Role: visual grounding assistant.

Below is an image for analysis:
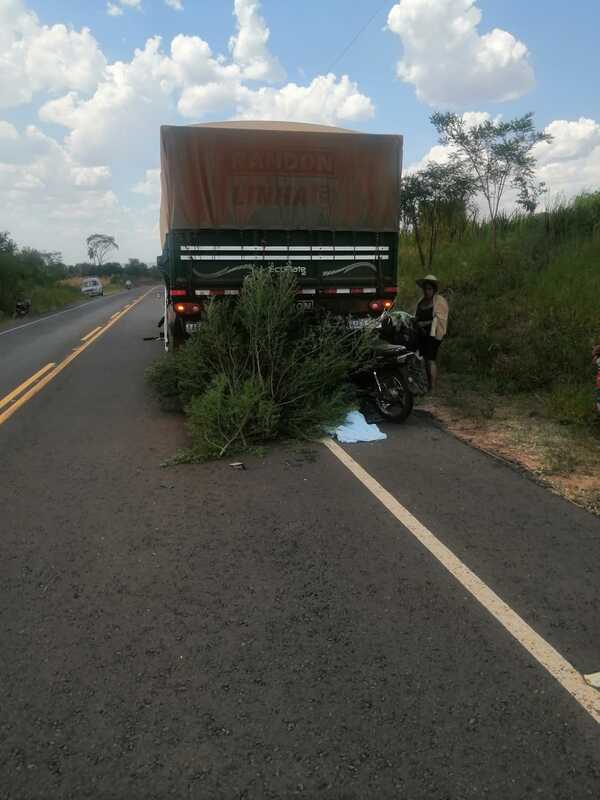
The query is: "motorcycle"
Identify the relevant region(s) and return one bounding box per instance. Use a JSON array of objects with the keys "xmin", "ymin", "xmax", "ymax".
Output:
[
  {"xmin": 352, "ymin": 309, "xmax": 428, "ymax": 423},
  {"xmin": 14, "ymin": 298, "xmax": 32, "ymax": 318}
]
